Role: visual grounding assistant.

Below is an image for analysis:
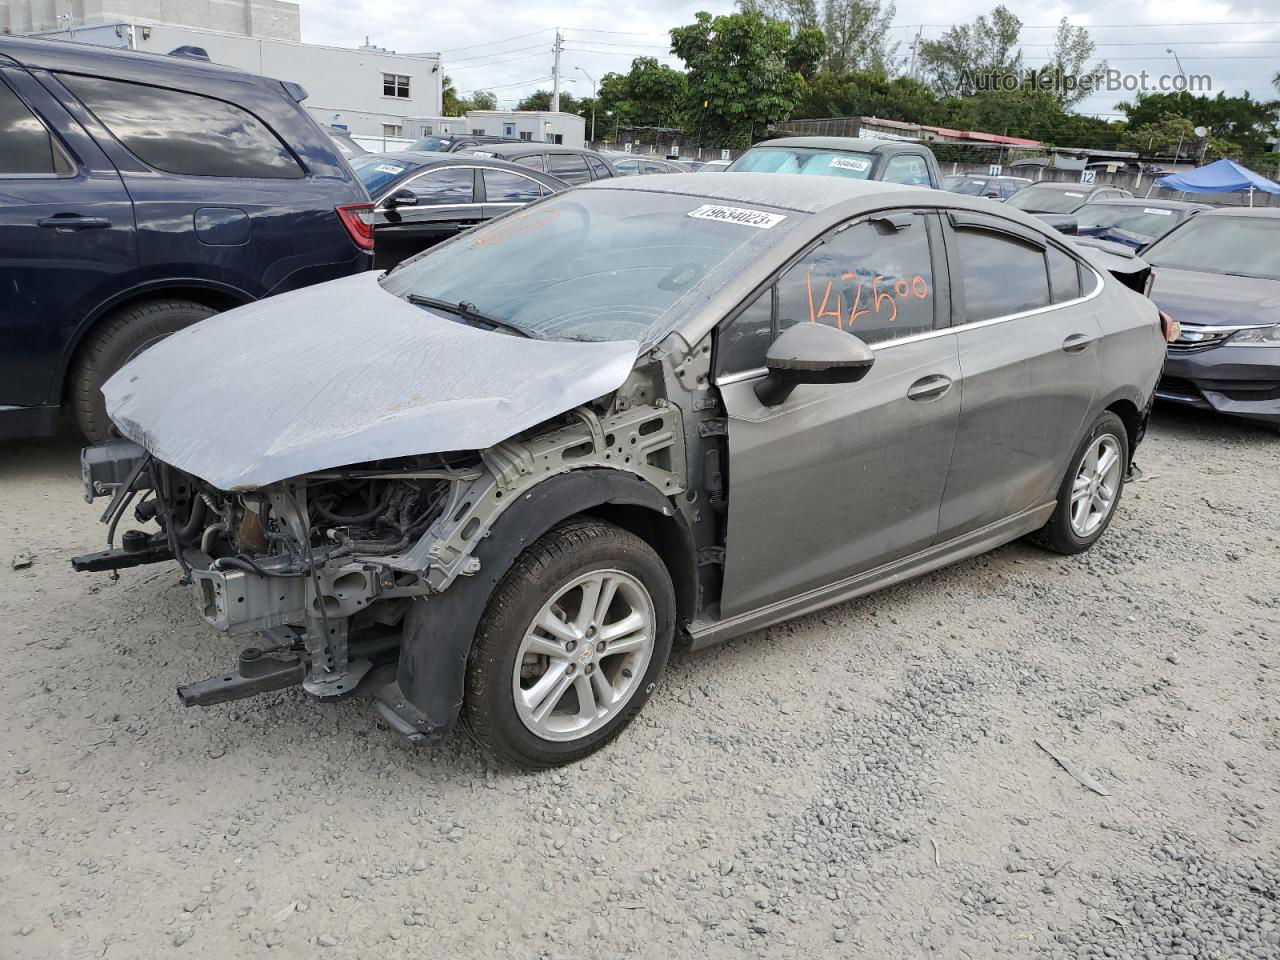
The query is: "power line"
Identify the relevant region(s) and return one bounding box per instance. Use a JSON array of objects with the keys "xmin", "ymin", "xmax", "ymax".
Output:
[
  {"xmin": 439, "ymin": 28, "xmax": 553, "ymax": 54},
  {"xmin": 449, "ymin": 51, "xmax": 550, "ymax": 71},
  {"xmin": 447, "ymin": 42, "xmax": 549, "ymax": 64}
]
